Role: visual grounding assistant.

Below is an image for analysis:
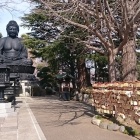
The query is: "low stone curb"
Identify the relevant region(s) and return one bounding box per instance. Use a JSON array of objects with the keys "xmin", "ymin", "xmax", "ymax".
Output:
[{"xmin": 91, "ymin": 116, "xmax": 125, "ymax": 133}]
